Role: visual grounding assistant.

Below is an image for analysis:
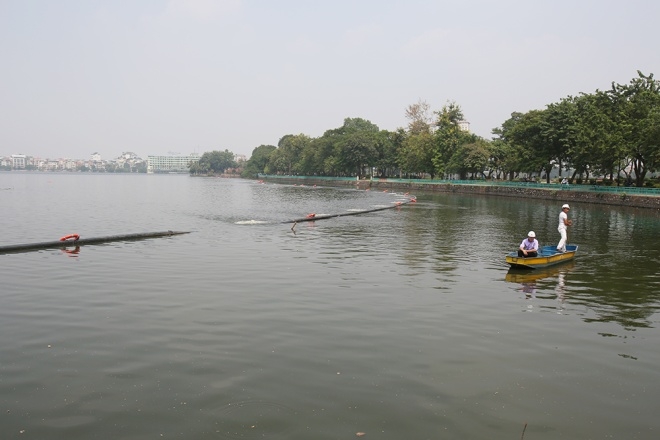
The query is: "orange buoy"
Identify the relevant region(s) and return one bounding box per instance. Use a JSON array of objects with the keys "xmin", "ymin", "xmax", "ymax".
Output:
[{"xmin": 59, "ymin": 234, "xmax": 80, "ymax": 242}]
